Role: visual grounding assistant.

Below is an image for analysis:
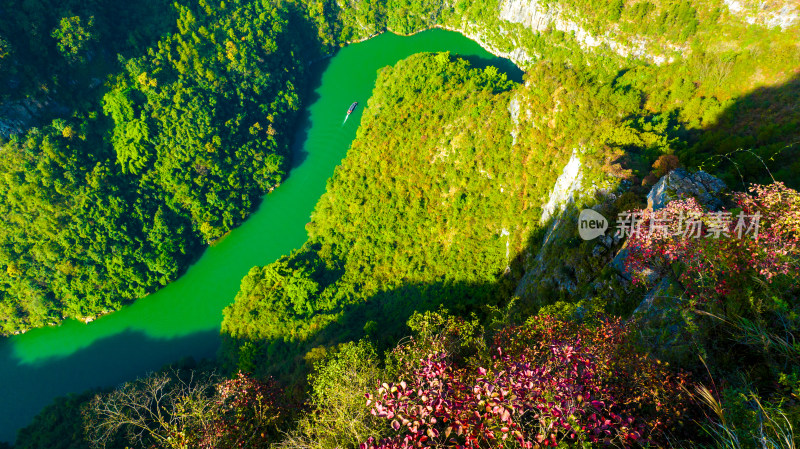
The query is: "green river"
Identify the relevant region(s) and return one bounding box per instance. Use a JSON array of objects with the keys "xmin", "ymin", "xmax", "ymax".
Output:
[{"xmin": 0, "ymin": 29, "xmax": 522, "ymax": 443}]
